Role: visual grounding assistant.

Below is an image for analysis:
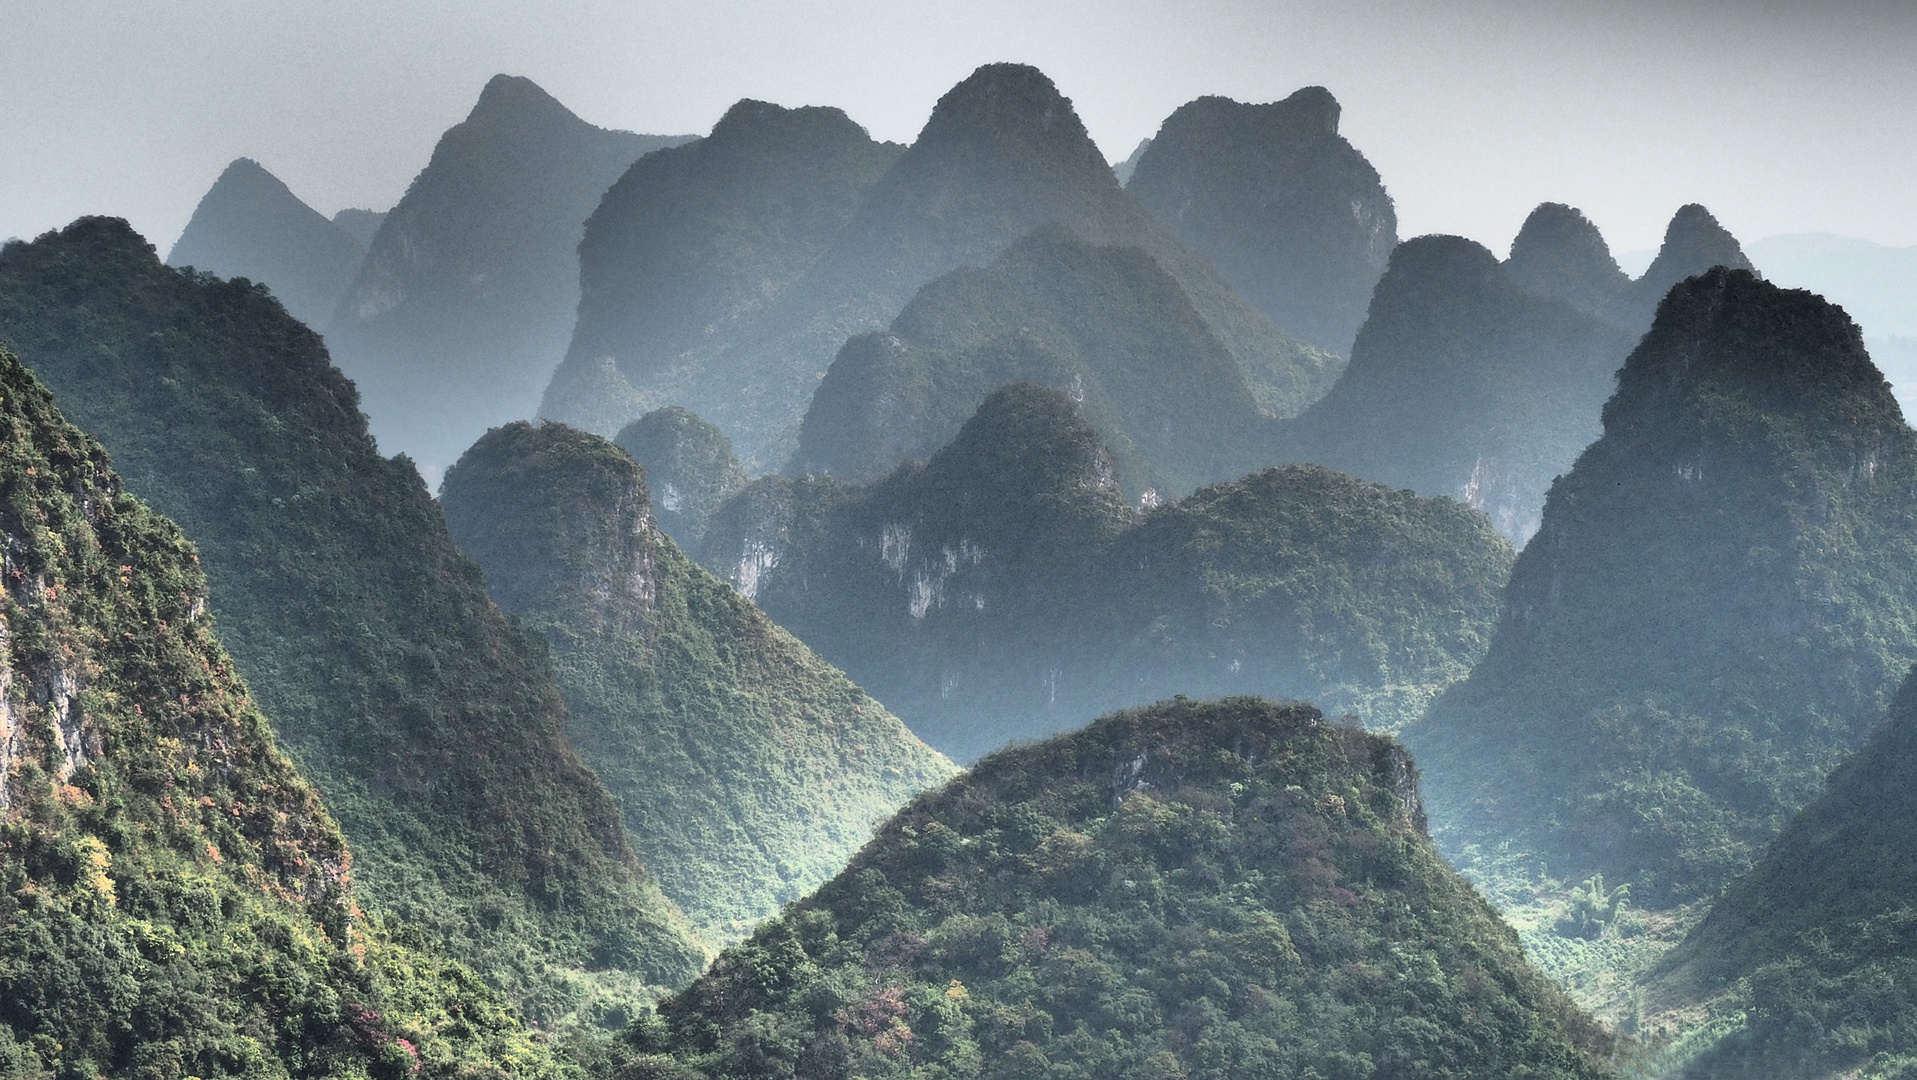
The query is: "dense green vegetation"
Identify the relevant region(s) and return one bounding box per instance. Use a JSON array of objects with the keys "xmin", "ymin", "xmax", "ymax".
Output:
[
  {"xmin": 707, "ymin": 383, "xmax": 1513, "ymax": 761},
  {"xmin": 794, "ymin": 225, "xmax": 1271, "ymax": 498},
  {"xmin": 1645, "ymin": 668, "xmax": 1917, "ymax": 1079},
  {"xmin": 167, "ymin": 158, "xmax": 367, "ymax": 328},
  {"xmin": 0, "ymin": 218, "xmax": 705, "ymax": 1028},
  {"xmin": 326, "ymin": 74, "xmax": 691, "ymax": 474},
  {"xmin": 541, "ymin": 62, "xmax": 1335, "ymax": 469},
  {"xmin": 1272, "ymin": 234, "xmax": 1636, "ymax": 542},
  {"xmin": 1406, "ymin": 267, "xmax": 1917, "ymax": 908},
  {"xmin": 613, "ymin": 407, "xmax": 749, "ymax": 551},
  {"xmin": 440, "ymin": 421, "xmax": 955, "ymax": 943},
  {"xmin": 1125, "ymin": 87, "xmax": 1397, "ymax": 355},
  {"xmin": 617, "ymin": 697, "xmax": 1616, "ymax": 1080},
  {"xmin": 0, "ymin": 344, "xmax": 562, "ymax": 1079}
]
